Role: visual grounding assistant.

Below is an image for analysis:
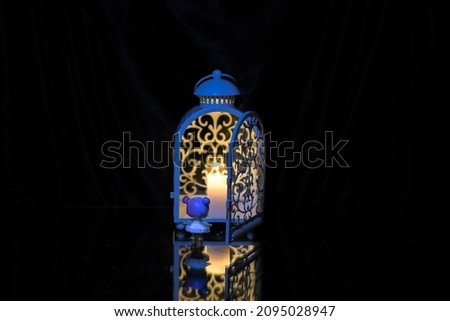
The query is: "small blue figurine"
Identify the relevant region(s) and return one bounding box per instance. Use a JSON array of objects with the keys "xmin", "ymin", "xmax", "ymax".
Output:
[{"xmin": 183, "ymin": 196, "xmax": 211, "ymax": 234}]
